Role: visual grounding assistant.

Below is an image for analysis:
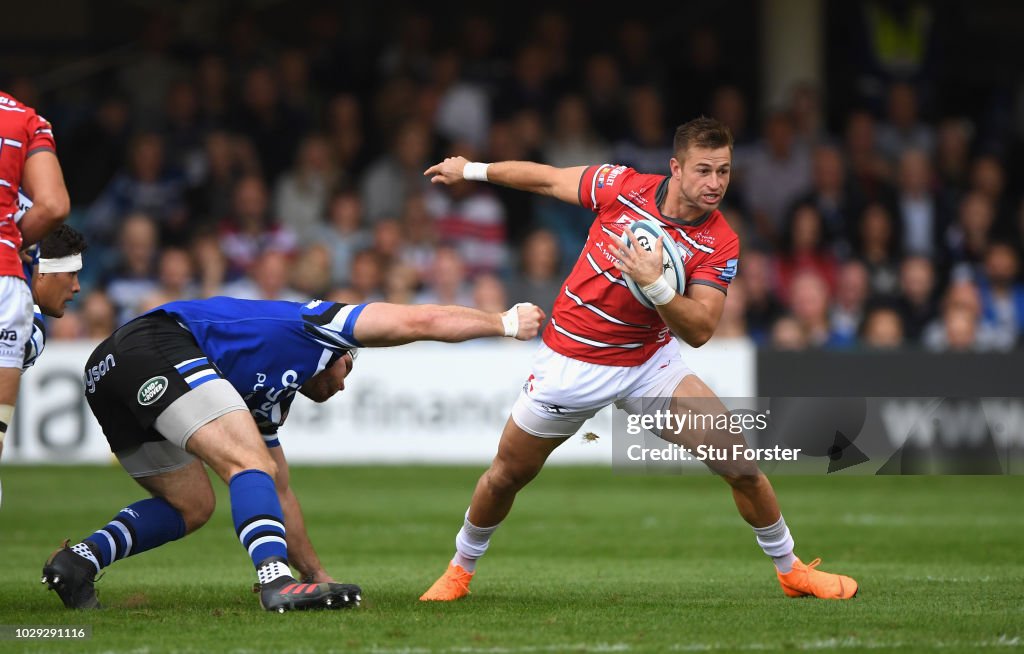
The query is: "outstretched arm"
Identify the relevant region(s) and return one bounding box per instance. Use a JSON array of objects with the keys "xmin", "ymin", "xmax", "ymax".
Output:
[
  {"xmin": 425, "ymin": 155, "xmax": 587, "ymax": 207},
  {"xmin": 353, "ymin": 302, "xmax": 545, "ymax": 347},
  {"xmin": 268, "ymin": 445, "xmax": 332, "ymax": 582}
]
